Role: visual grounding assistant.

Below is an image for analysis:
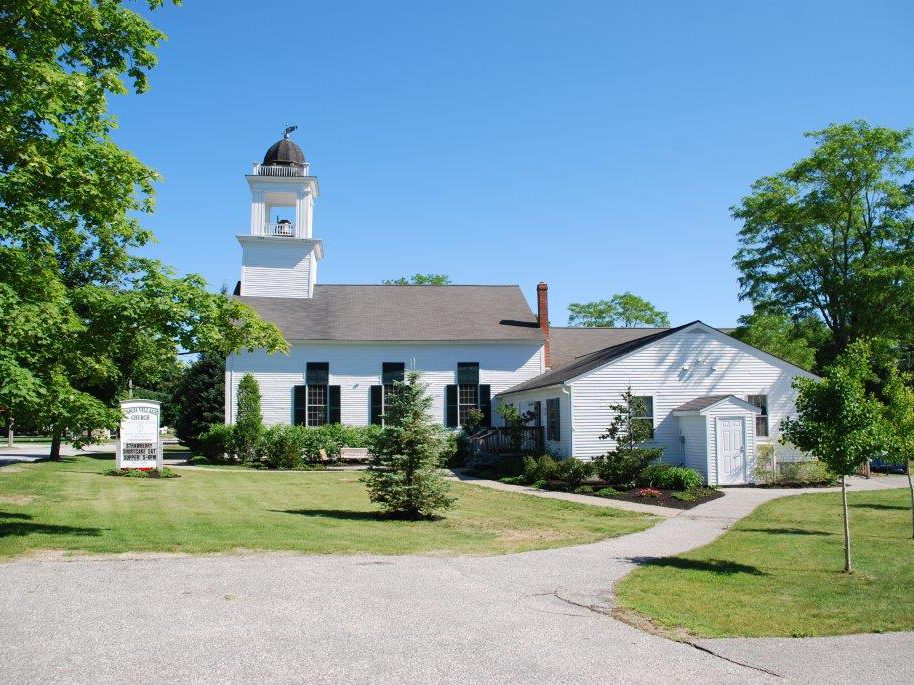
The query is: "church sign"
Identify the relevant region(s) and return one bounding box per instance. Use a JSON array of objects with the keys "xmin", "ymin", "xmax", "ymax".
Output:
[{"xmin": 116, "ymin": 400, "xmax": 163, "ymax": 470}]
